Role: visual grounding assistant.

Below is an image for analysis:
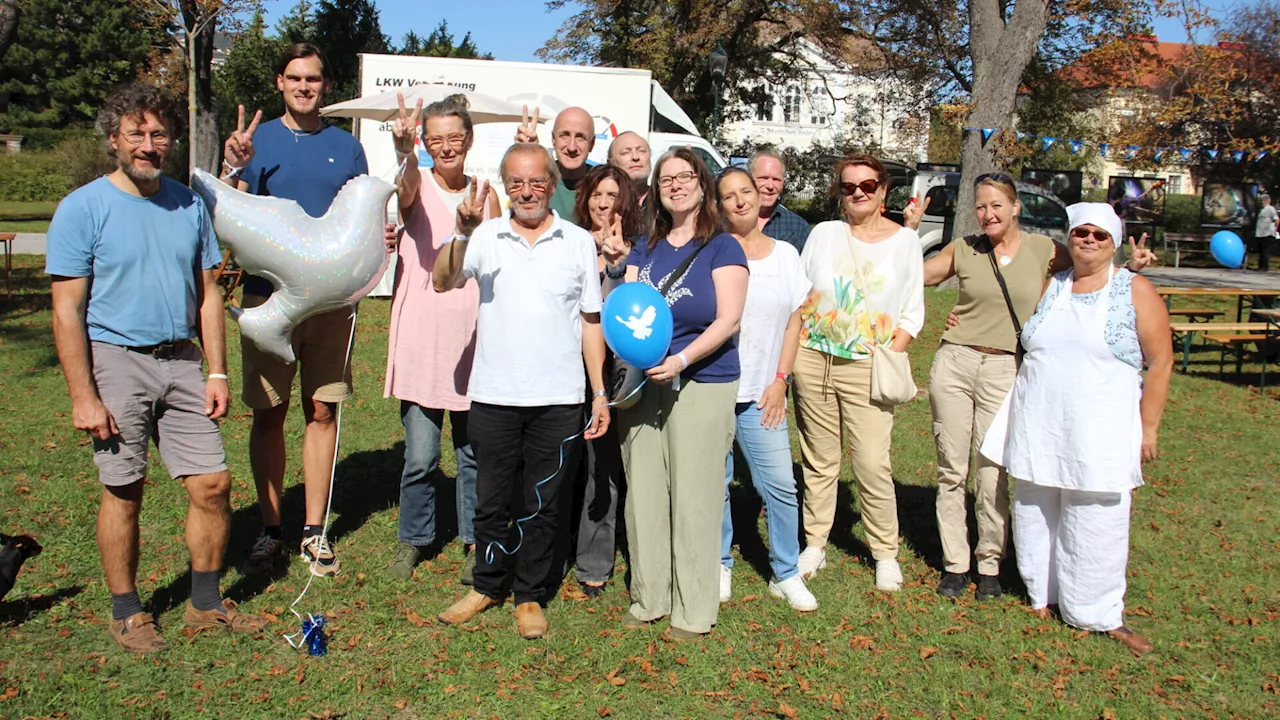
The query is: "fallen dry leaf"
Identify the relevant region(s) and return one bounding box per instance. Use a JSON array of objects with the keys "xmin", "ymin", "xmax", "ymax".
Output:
[
  {"xmin": 605, "ymin": 668, "xmax": 626, "ymax": 687},
  {"xmin": 779, "ymin": 702, "xmax": 799, "ymax": 719},
  {"xmin": 919, "ymin": 647, "xmax": 938, "ymax": 661}
]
